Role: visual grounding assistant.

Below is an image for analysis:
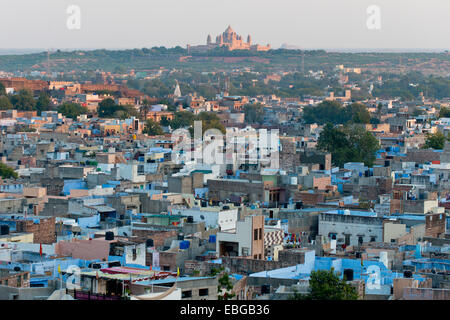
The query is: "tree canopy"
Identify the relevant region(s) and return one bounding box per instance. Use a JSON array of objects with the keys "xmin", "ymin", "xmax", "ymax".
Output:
[
  {"xmin": 0, "ymin": 163, "xmax": 18, "ymax": 179},
  {"xmin": 143, "ymin": 119, "xmax": 164, "ymax": 136},
  {"xmin": 303, "ymin": 101, "xmax": 371, "ymax": 125},
  {"xmin": 289, "ymin": 269, "xmax": 358, "ymax": 300},
  {"xmin": 9, "ymin": 89, "xmax": 36, "ymax": 111},
  {"xmin": 317, "ymin": 124, "xmax": 380, "ymax": 167},
  {"xmin": 98, "ymin": 98, "xmax": 139, "ymax": 119},
  {"xmin": 57, "ymin": 102, "xmax": 88, "ymax": 119},
  {"xmin": 423, "ymin": 131, "xmax": 447, "ymax": 150},
  {"xmin": 0, "ymin": 96, "xmax": 12, "ymax": 110},
  {"xmin": 244, "ymin": 103, "xmax": 265, "ymax": 124},
  {"xmin": 36, "ymin": 92, "xmax": 51, "ymax": 114},
  {"xmin": 439, "ymin": 107, "xmax": 450, "ymax": 118}
]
